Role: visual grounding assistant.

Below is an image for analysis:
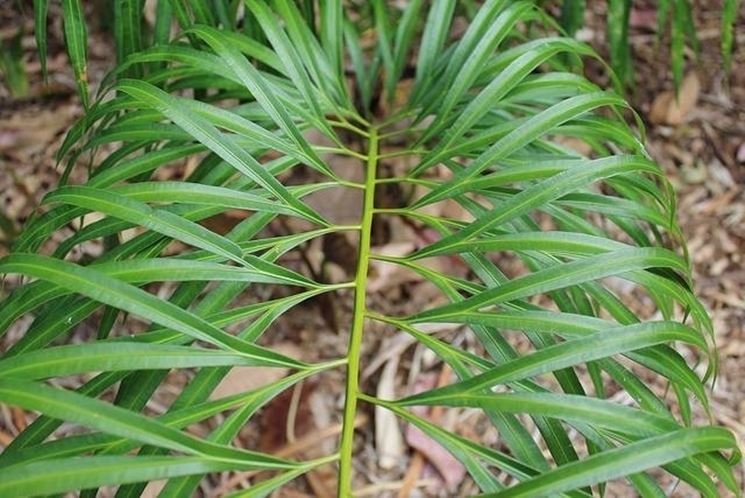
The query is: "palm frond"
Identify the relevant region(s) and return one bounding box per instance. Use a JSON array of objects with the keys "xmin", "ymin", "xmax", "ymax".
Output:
[{"xmin": 3, "ymin": 2, "xmax": 740, "ymax": 497}]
